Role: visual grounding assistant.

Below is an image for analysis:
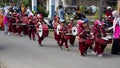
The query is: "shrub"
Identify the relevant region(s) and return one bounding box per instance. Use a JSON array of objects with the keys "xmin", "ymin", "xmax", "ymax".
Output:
[{"xmin": 37, "ymin": 6, "xmax": 48, "ymax": 17}]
